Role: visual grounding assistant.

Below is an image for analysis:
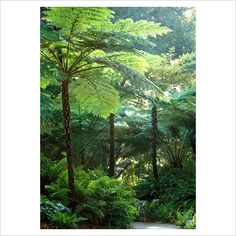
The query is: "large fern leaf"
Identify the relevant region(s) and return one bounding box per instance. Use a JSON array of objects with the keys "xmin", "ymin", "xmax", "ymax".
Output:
[
  {"xmin": 110, "ymin": 18, "xmax": 171, "ymax": 39},
  {"xmin": 91, "ymin": 57, "xmax": 166, "ymax": 102},
  {"xmin": 70, "ymin": 75, "xmax": 120, "ymax": 118},
  {"xmin": 43, "ymin": 8, "xmax": 114, "ymax": 35}
]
